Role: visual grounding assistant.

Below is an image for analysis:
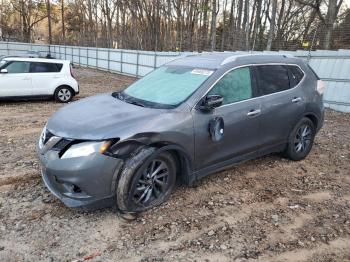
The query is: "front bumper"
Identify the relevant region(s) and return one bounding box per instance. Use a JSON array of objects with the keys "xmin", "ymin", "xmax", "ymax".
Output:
[{"xmin": 37, "ymin": 143, "xmax": 123, "ymax": 209}]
